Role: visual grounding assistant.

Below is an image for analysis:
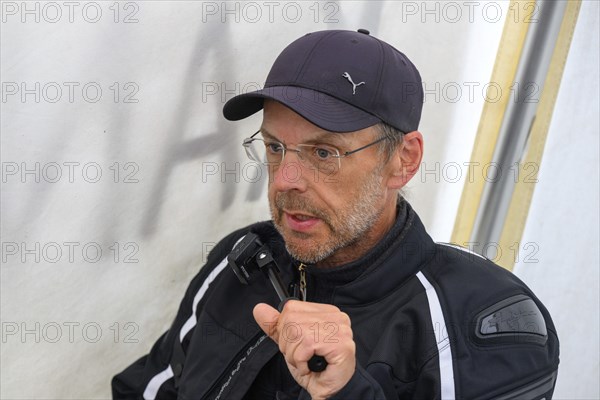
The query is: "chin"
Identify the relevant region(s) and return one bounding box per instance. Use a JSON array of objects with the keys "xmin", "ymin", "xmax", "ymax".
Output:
[
  {"xmin": 285, "ymin": 243, "xmax": 330, "ymax": 265},
  {"xmin": 273, "ymin": 225, "xmax": 325, "ymax": 263}
]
